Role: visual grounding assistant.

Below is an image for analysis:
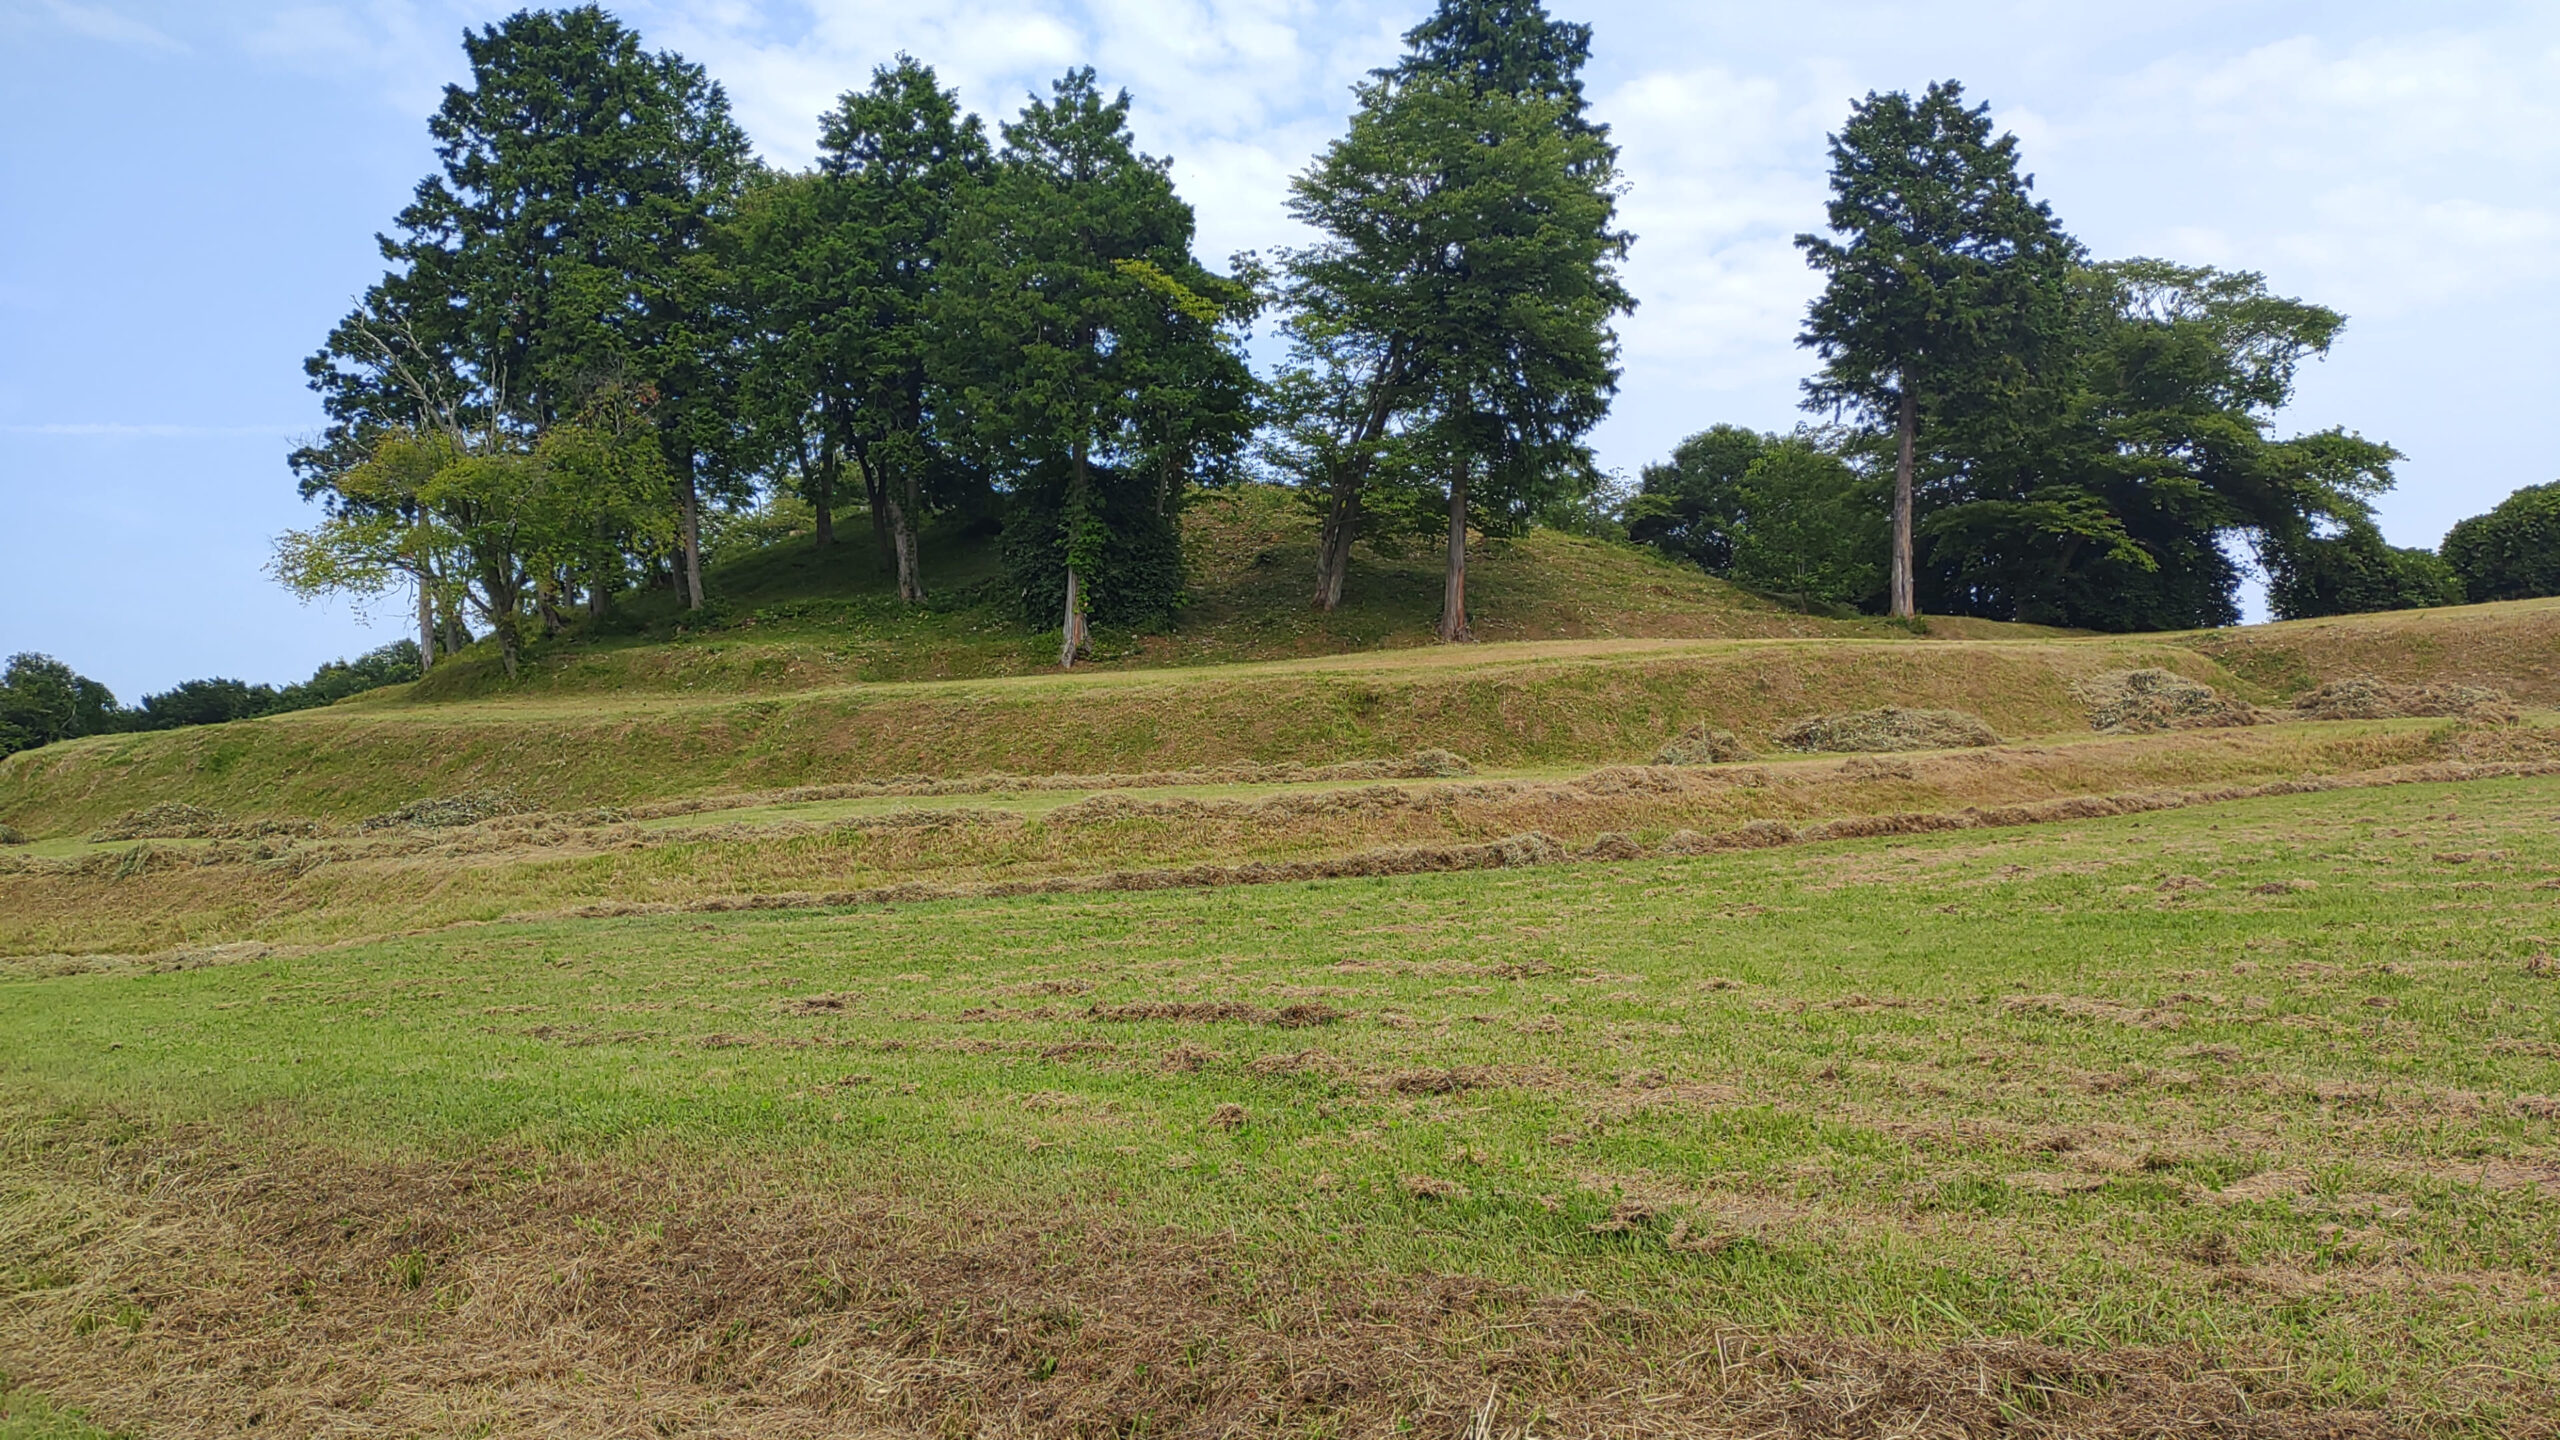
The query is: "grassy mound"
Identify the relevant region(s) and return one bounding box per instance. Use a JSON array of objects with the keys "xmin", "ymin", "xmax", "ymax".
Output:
[
  {"xmin": 2181, "ymin": 595, "xmax": 2560, "ymax": 703},
  {"xmin": 408, "ymin": 486, "xmax": 1893, "ymax": 700}
]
